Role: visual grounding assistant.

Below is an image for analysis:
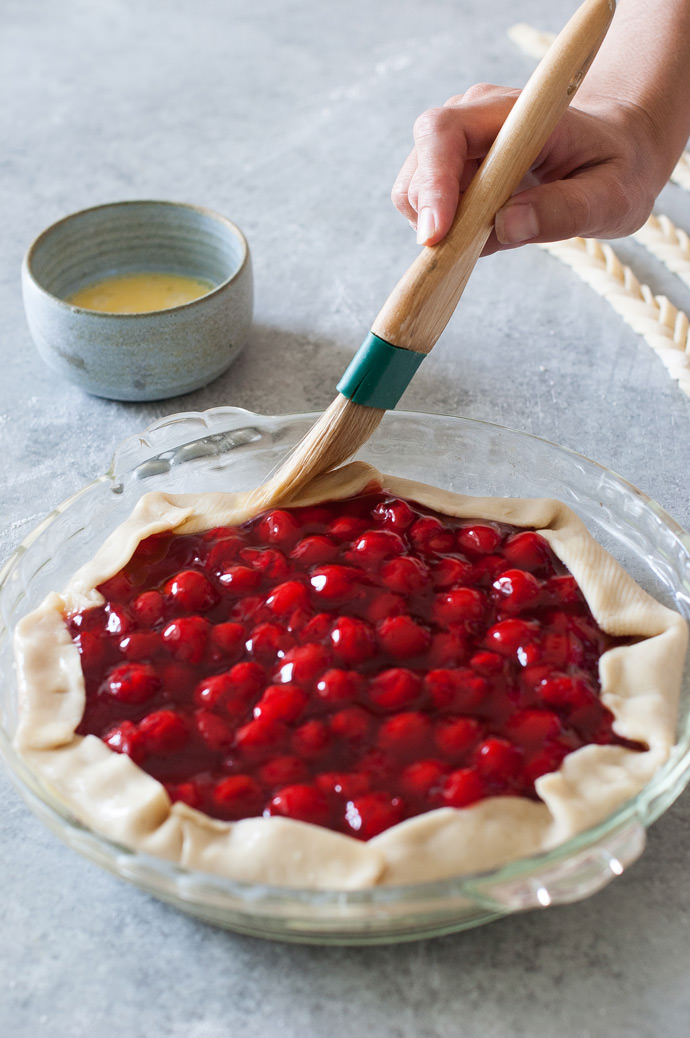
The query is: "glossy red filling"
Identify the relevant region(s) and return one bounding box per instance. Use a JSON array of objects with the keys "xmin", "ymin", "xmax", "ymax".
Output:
[{"xmin": 69, "ymin": 489, "xmax": 643, "ymax": 840}]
